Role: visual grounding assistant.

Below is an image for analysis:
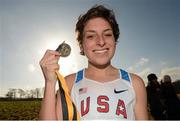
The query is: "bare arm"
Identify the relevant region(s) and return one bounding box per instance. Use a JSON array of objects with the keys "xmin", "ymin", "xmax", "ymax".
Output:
[
  {"xmin": 39, "ymin": 82, "xmax": 57, "ymax": 119},
  {"xmin": 38, "ymin": 50, "xmax": 60, "ymax": 120},
  {"xmin": 131, "ymin": 73, "xmax": 149, "ymax": 120}
]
